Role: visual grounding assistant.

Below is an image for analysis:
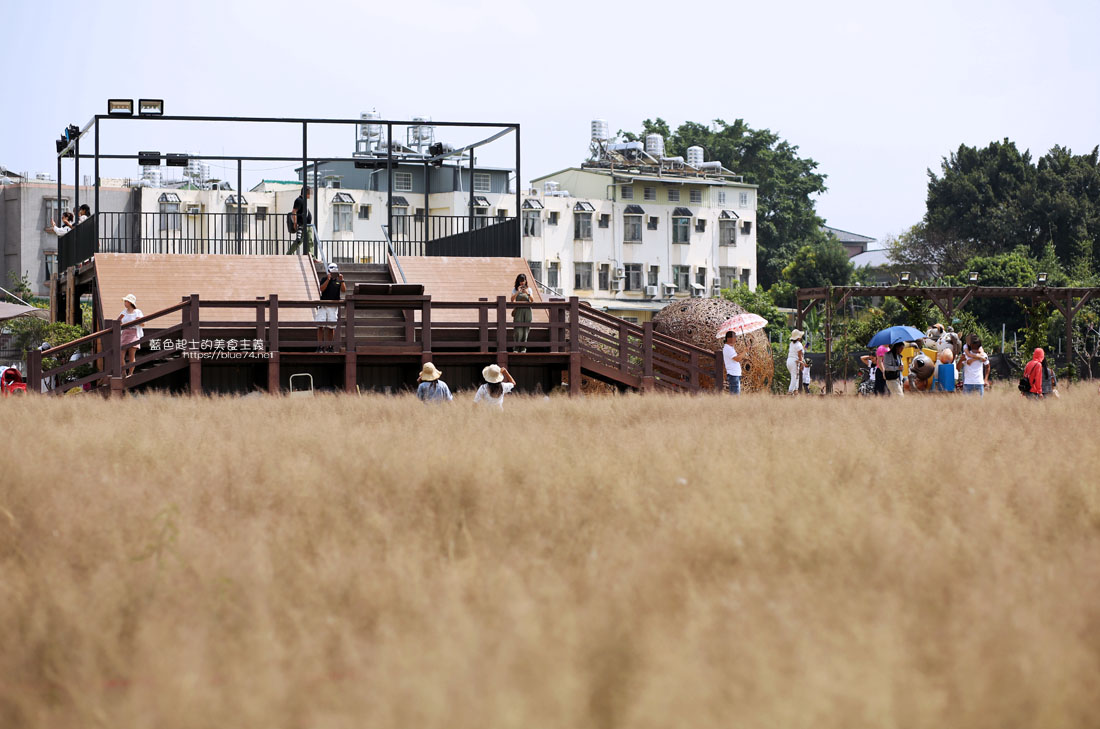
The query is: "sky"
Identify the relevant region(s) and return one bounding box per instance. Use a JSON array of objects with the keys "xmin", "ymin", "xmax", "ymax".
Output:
[{"xmin": 3, "ymin": 0, "xmax": 1099, "ymax": 247}]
